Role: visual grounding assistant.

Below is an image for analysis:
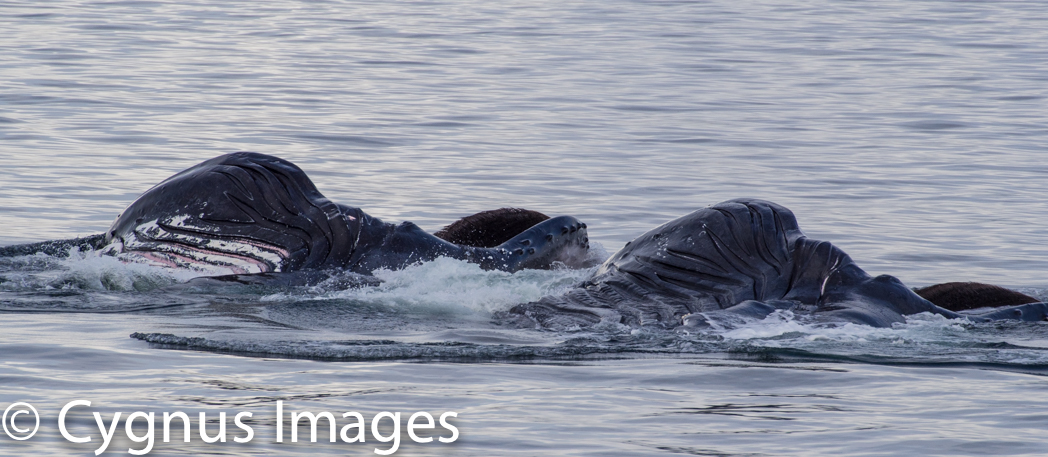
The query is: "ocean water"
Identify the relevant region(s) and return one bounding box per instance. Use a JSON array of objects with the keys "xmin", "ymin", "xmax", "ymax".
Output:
[{"xmin": 3, "ymin": 0, "xmax": 1048, "ymax": 455}]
